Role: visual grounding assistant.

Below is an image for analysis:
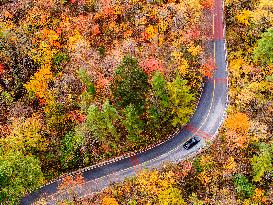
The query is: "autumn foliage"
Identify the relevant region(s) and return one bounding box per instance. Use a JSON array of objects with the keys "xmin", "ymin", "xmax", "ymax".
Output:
[
  {"xmin": 201, "ymin": 57, "xmax": 217, "ymax": 78},
  {"xmin": 70, "ymin": 0, "xmax": 273, "ymax": 204},
  {"xmin": 0, "ymin": 64, "xmax": 4, "ymax": 75},
  {"xmin": 58, "ymin": 174, "xmax": 85, "ymax": 191},
  {"xmin": 140, "ymin": 58, "xmax": 164, "ymax": 75},
  {"xmin": 0, "ymin": 0, "xmax": 214, "ymax": 202},
  {"xmin": 200, "ymin": 0, "xmax": 214, "ymax": 10}
]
